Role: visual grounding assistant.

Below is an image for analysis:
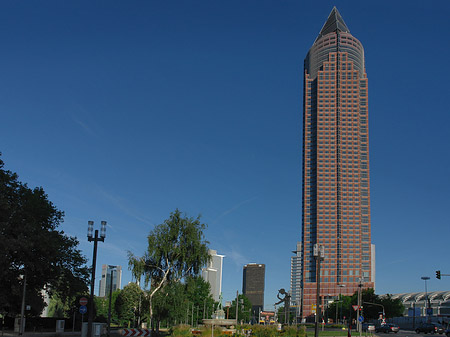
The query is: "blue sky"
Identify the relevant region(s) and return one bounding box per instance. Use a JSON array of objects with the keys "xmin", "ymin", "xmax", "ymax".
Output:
[{"xmin": 1, "ymin": 0, "xmax": 450, "ymax": 310}]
